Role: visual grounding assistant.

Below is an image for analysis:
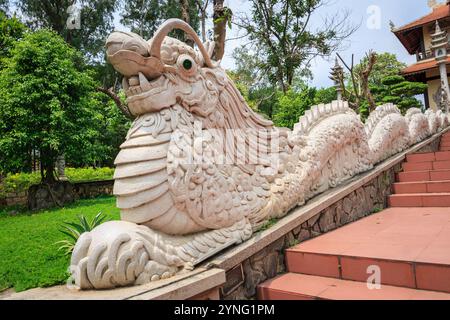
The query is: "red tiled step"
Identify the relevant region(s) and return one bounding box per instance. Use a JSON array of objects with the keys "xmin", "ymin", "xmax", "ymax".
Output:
[
  {"xmin": 403, "ymin": 160, "xmax": 450, "ymax": 172},
  {"xmin": 406, "ymin": 152, "xmax": 436, "ymax": 163},
  {"xmin": 402, "ymin": 162, "xmax": 433, "ymax": 172},
  {"xmin": 258, "ymin": 273, "xmax": 450, "ymax": 300},
  {"xmin": 441, "ymin": 147, "xmax": 450, "ymax": 151},
  {"xmin": 284, "ymin": 208, "xmax": 450, "ymax": 293},
  {"xmin": 402, "ymin": 160, "xmax": 450, "ymax": 172},
  {"xmin": 406, "ymin": 151, "xmax": 450, "ymax": 163},
  {"xmin": 393, "ymin": 180, "xmax": 450, "ymax": 194},
  {"xmin": 397, "ymin": 169, "xmax": 450, "ymax": 182},
  {"xmin": 388, "ymin": 193, "xmax": 450, "ymax": 207}
]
